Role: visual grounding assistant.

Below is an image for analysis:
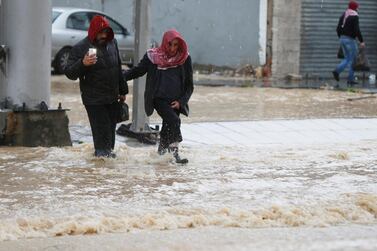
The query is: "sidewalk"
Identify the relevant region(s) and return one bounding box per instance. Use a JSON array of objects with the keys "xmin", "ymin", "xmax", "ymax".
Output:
[
  {"xmin": 181, "ymin": 118, "xmax": 377, "ymax": 146},
  {"xmin": 70, "ymin": 118, "xmax": 377, "ymax": 147},
  {"xmin": 194, "ymin": 72, "xmax": 377, "ymax": 90}
]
